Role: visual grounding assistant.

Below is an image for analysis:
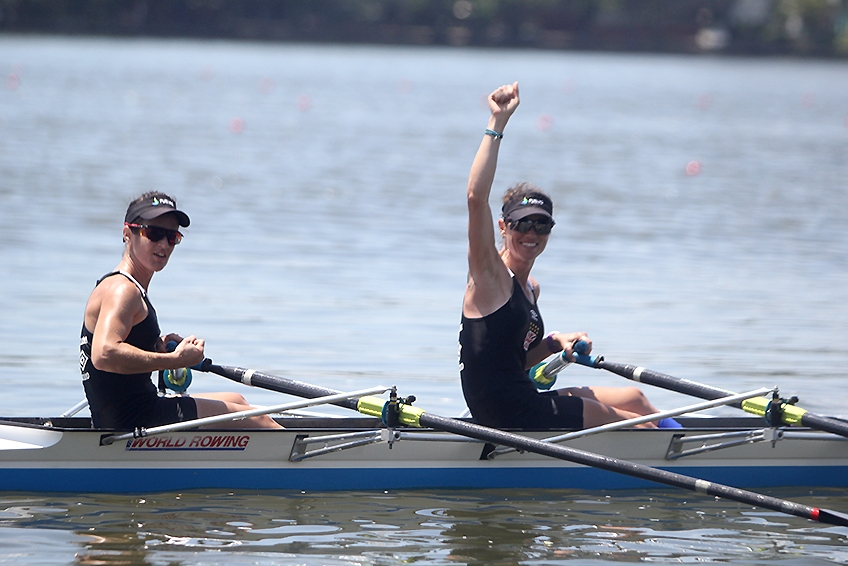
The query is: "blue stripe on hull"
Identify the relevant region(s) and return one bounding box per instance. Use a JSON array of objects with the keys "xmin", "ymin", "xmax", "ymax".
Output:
[{"xmin": 2, "ymin": 465, "xmax": 848, "ymax": 493}]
